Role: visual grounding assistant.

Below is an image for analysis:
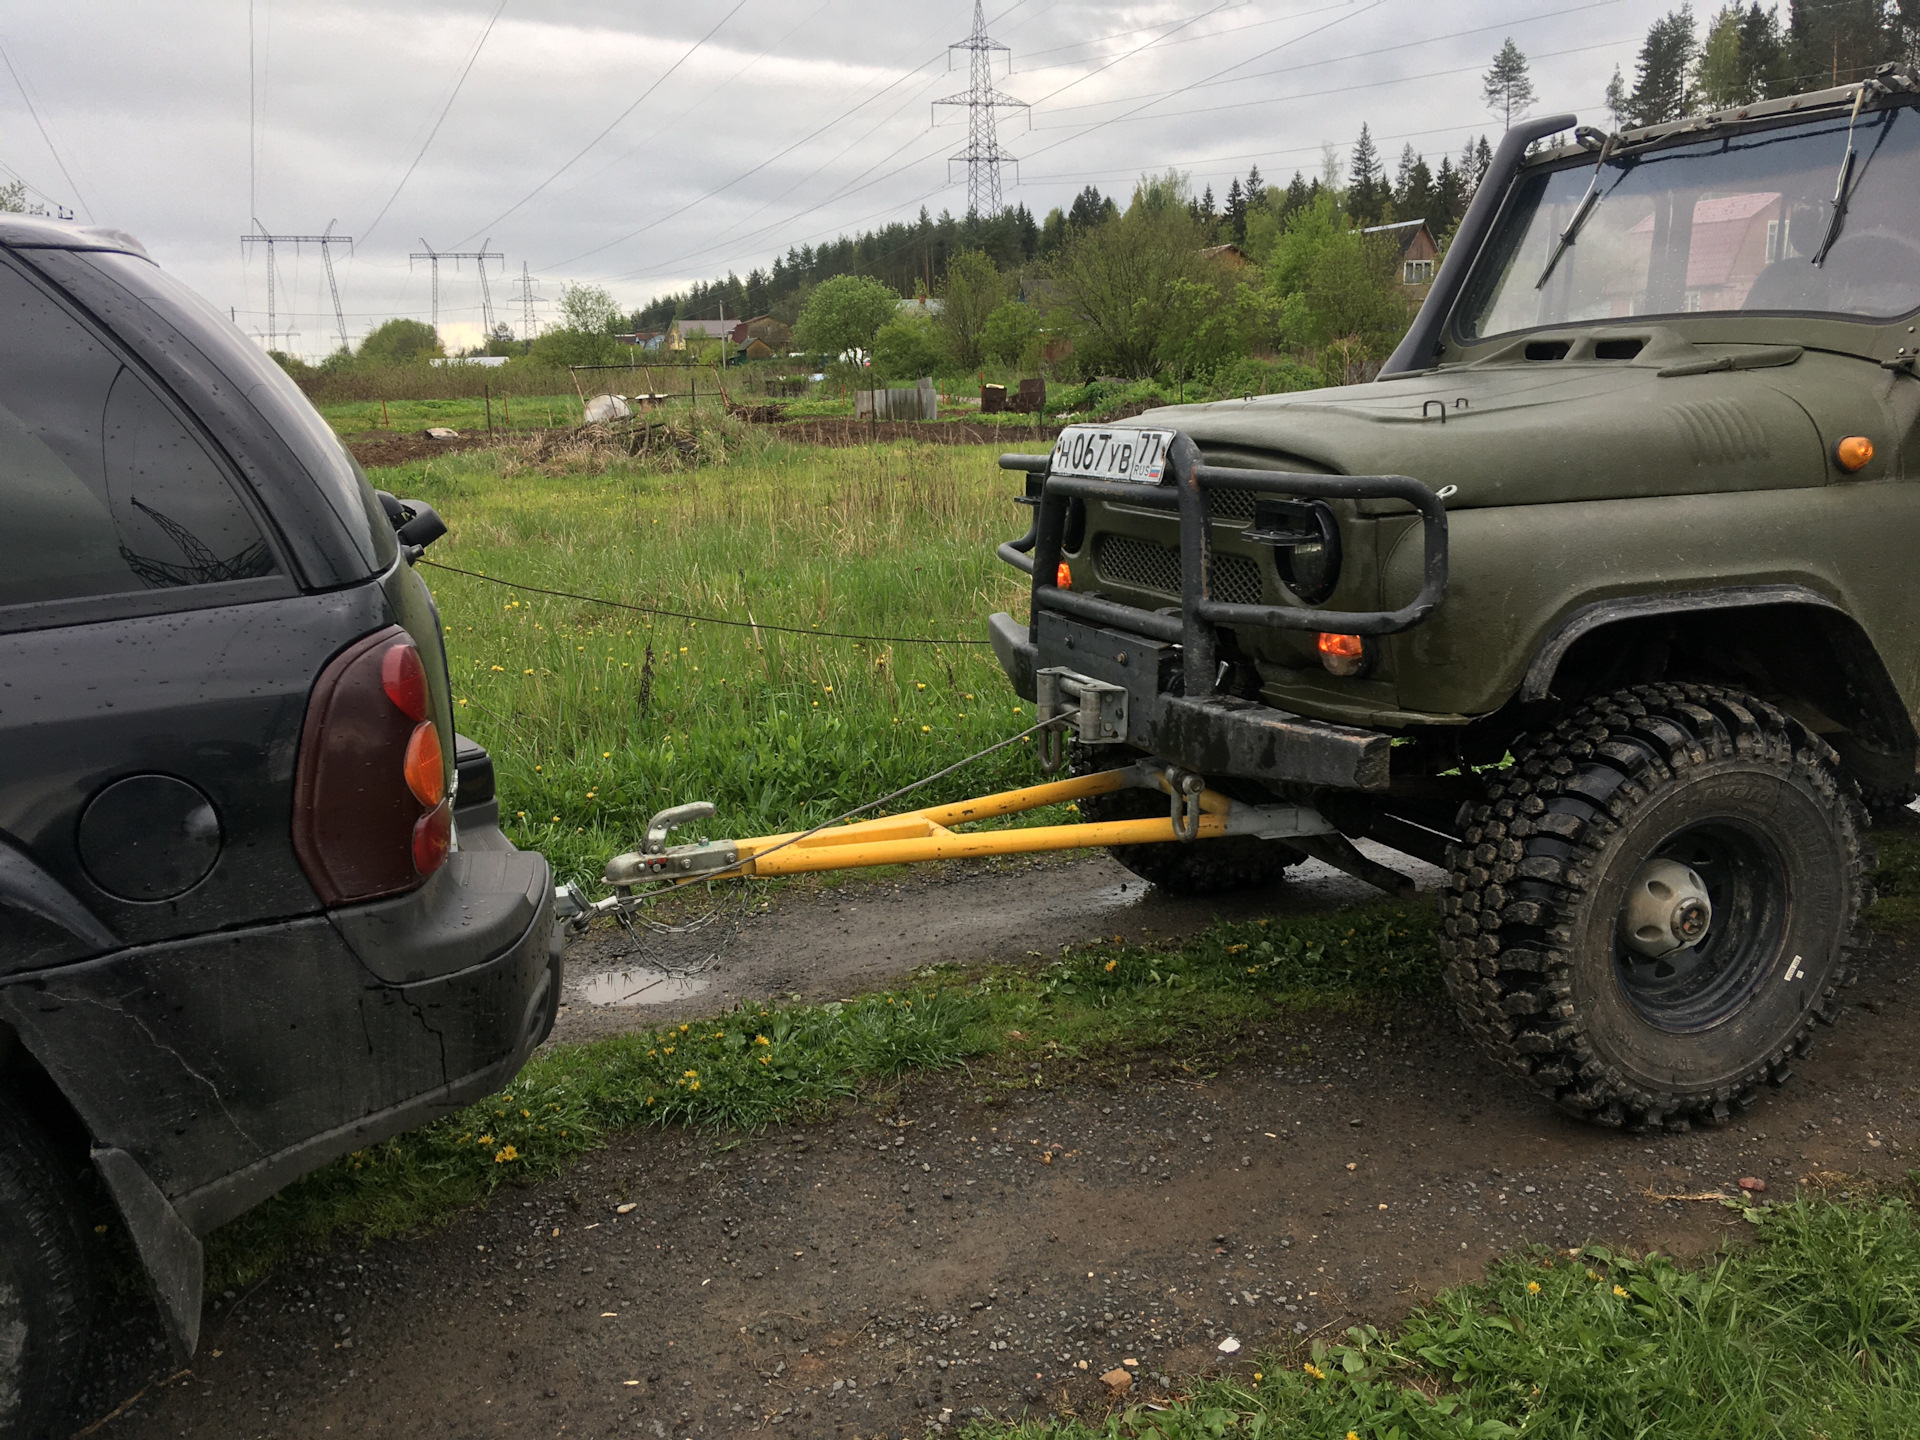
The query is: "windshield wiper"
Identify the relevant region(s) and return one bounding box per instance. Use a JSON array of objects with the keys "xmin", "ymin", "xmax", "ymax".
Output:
[
  {"xmin": 1536, "ymin": 130, "xmax": 1619, "ymax": 289},
  {"xmin": 1812, "ymin": 86, "xmax": 1870, "ymax": 266}
]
